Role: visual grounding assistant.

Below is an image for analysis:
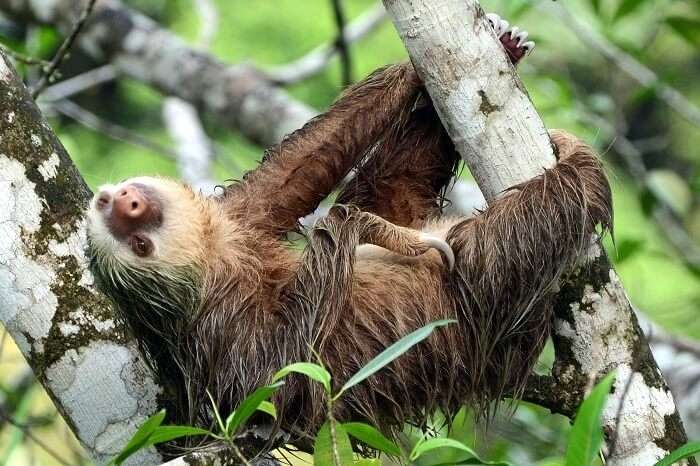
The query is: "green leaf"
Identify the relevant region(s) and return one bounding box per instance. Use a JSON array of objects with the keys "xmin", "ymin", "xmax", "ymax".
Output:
[
  {"xmin": 410, "ymin": 438, "xmax": 479, "ymax": 462},
  {"xmin": 110, "ymin": 409, "xmax": 166, "ymax": 466},
  {"xmin": 206, "ymin": 390, "xmax": 226, "ymax": 435},
  {"xmin": 590, "ymin": 0, "xmax": 601, "ymax": 14},
  {"xmin": 314, "ymin": 420, "xmax": 355, "ymax": 466},
  {"xmin": 146, "ymin": 425, "xmax": 211, "ymax": 446},
  {"xmin": 257, "ymin": 400, "xmax": 277, "ymax": 419},
  {"xmin": 273, "ymin": 362, "xmax": 332, "ymax": 394},
  {"xmin": 343, "ymin": 422, "xmax": 401, "ymax": 456},
  {"xmin": 565, "ymin": 372, "xmax": 616, "ymax": 466},
  {"xmin": 224, "ymin": 382, "xmax": 283, "ymax": 436},
  {"xmin": 653, "ymin": 441, "xmax": 700, "ymax": 466},
  {"xmin": 337, "ymin": 319, "xmax": 456, "ymax": 397},
  {"xmin": 353, "ymin": 460, "xmax": 381, "ymax": 466},
  {"xmin": 666, "ymin": 17, "xmax": 700, "ymax": 47},
  {"xmin": 613, "ymin": 0, "xmax": 645, "ymax": 22}
]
